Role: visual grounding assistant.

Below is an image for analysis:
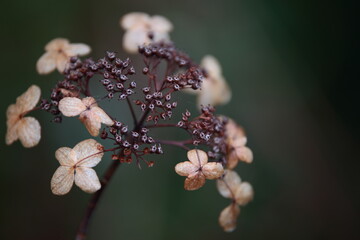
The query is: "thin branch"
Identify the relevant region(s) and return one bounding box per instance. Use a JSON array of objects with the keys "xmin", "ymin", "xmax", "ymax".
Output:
[
  {"xmin": 126, "ymin": 97, "xmax": 138, "ymax": 126},
  {"xmin": 156, "ymin": 139, "xmax": 192, "ymax": 151}
]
